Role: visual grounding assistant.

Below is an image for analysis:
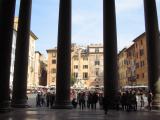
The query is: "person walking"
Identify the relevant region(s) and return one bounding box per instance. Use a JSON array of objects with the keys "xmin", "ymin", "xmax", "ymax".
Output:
[
  {"xmin": 36, "ymin": 92, "xmax": 41, "ymax": 107},
  {"xmin": 140, "ymin": 91, "xmax": 144, "ymax": 110},
  {"xmin": 147, "ymin": 90, "xmax": 153, "ymax": 111}
]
